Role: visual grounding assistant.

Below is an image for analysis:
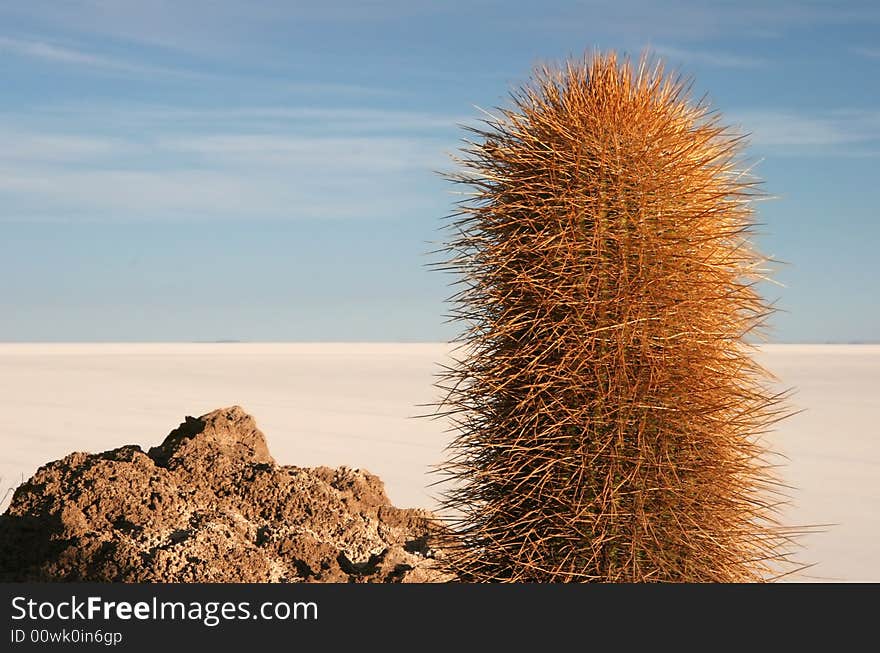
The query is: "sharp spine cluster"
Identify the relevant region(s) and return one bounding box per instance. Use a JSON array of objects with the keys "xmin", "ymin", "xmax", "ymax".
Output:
[{"xmin": 433, "ymin": 52, "xmax": 802, "ymax": 582}]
